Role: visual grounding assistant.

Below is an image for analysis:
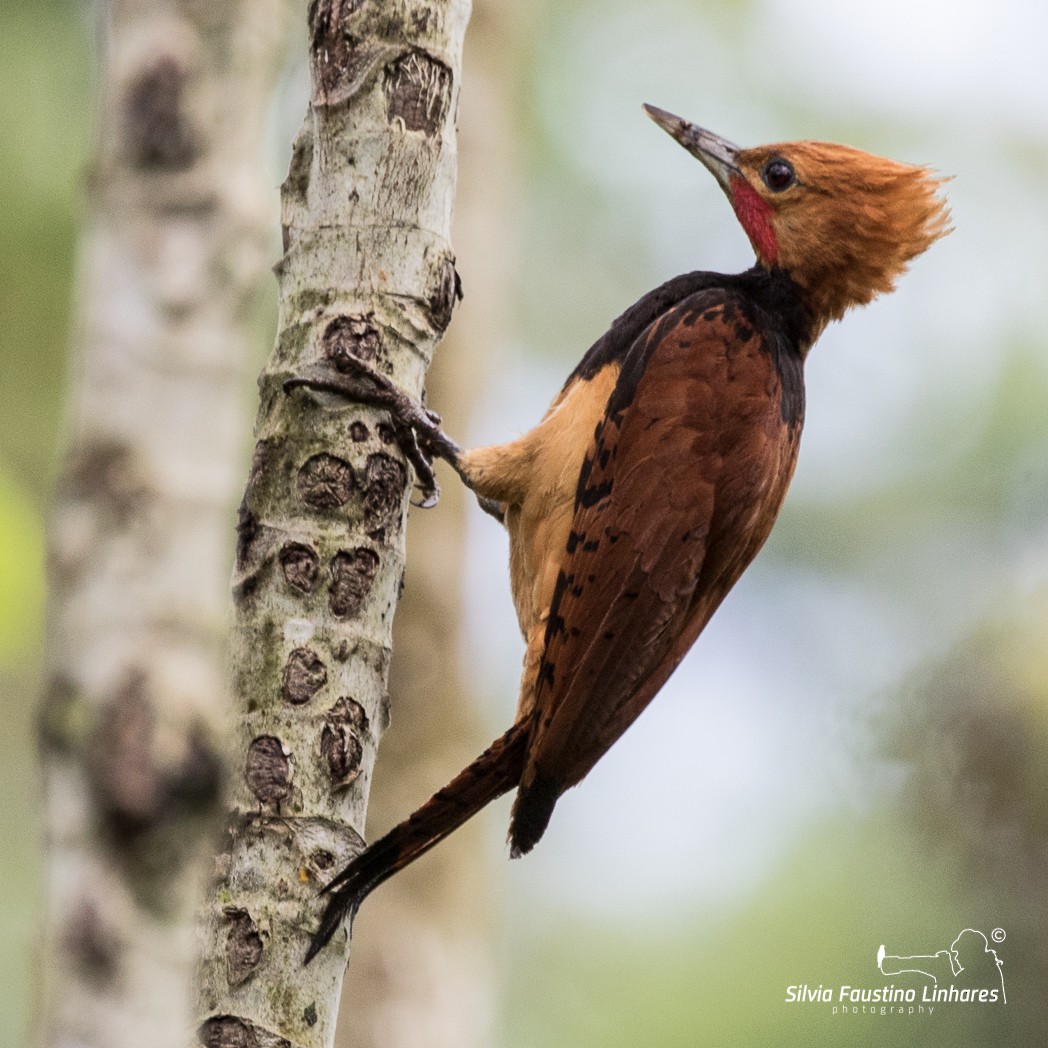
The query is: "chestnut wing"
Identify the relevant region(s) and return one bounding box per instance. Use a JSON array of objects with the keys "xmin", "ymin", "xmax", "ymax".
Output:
[{"xmin": 509, "ymin": 292, "xmax": 800, "ymax": 852}]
